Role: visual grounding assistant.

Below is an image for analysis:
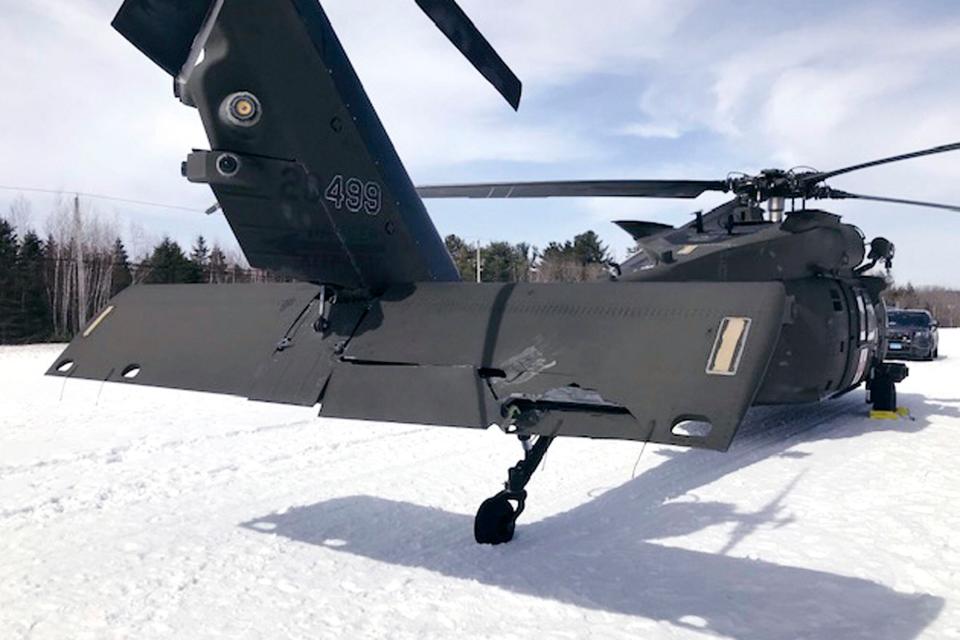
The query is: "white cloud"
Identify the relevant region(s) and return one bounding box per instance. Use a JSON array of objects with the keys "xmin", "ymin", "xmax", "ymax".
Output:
[
  {"xmin": 618, "ymin": 122, "xmax": 683, "ymax": 139},
  {"xmin": 322, "ymin": 0, "xmax": 701, "ymax": 169},
  {"xmin": 634, "ymin": 10, "xmax": 960, "ymax": 174}
]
